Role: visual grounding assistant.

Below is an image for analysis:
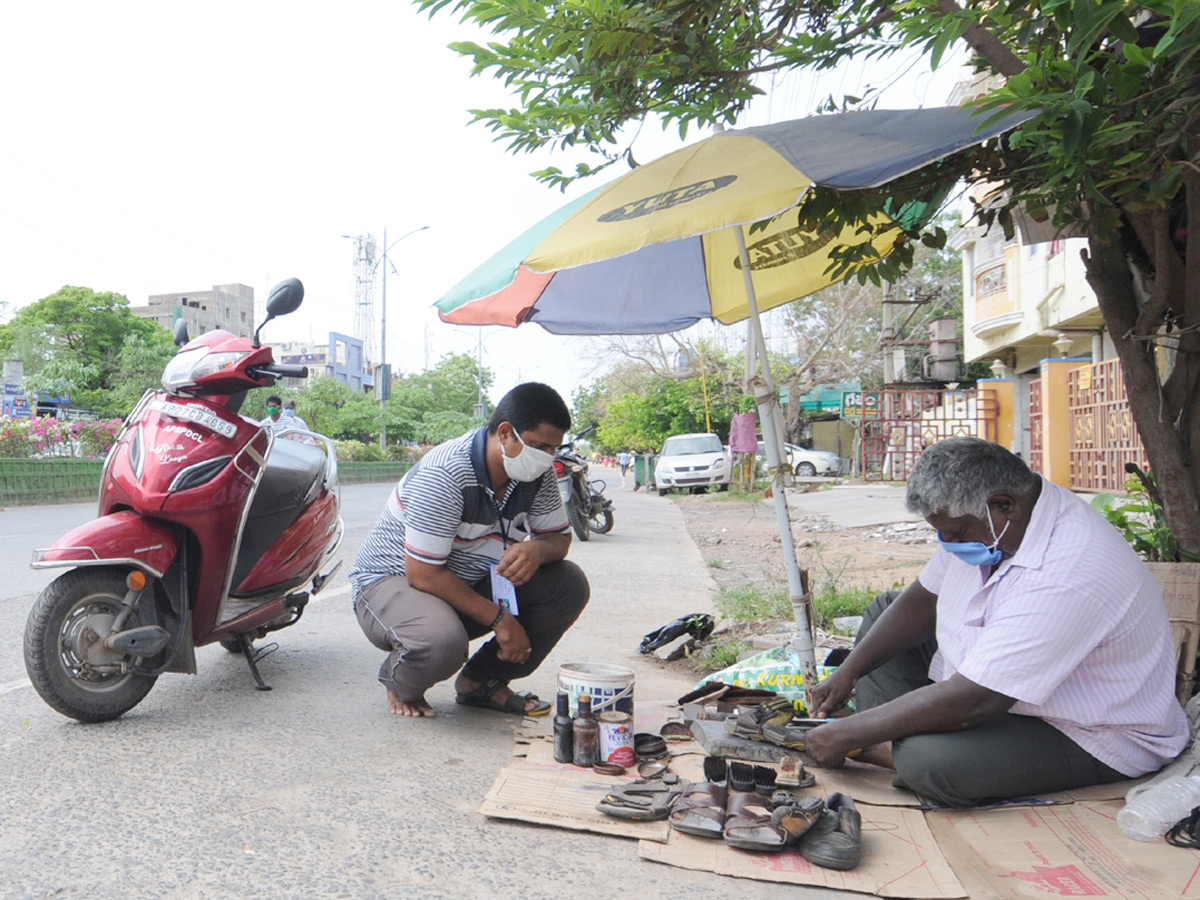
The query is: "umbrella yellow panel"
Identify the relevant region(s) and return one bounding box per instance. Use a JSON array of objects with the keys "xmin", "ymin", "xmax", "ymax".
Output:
[
  {"xmin": 703, "ymin": 213, "xmax": 900, "ymax": 324},
  {"xmin": 527, "ymin": 133, "xmax": 816, "ymax": 272}
]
